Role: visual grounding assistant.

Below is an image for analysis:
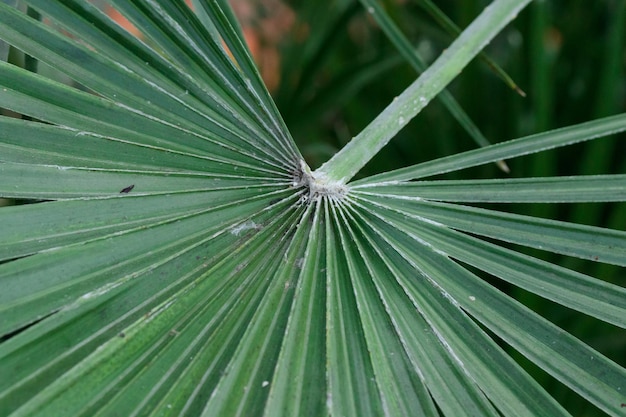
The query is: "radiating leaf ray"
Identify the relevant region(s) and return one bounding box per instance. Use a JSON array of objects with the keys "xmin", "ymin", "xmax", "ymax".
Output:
[
  {"xmin": 15, "ymin": 0, "xmax": 288, "ymax": 160},
  {"xmin": 357, "ymin": 194, "xmax": 626, "ymax": 266},
  {"xmin": 0, "ymin": 7, "xmax": 290, "ymax": 172},
  {"xmin": 96, "ymin": 204, "xmax": 305, "ymax": 417},
  {"xmin": 0, "ymin": 119, "xmax": 254, "ymax": 174},
  {"xmin": 113, "ymin": 204, "xmax": 303, "ymax": 417},
  {"xmin": 333, "ymin": 206, "xmax": 439, "ymax": 417},
  {"xmin": 358, "ymin": 0, "xmax": 511, "ymax": 172},
  {"xmin": 0, "ymin": 72, "xmax": 214, "ymax": 161},
  {"xmin": 414, "ymin": 0, "xmax": 526, "ymax": 96},
  {"xmin": 323, "ymin": 200, "xmax": 383, "ymax": 417},
  {"xmin": 0, "ymin": 61, "xmax": 292, "ymax": 172},
  {"xmin": 1, "ymin": 194, "xmax": 301, "ymax": 417},
  {"xmin": 190, "ymin": 205, "xmax": 308, "ymax": 417},
  {"xmin": 352, "ymin": 195, "xmax": 626, "ymax": 328},
  {"xmin": 1, "ymin": 1, "xmax": 300, "ymax": 171},
  {"xmin": 0, "ymin": 186, "xmax": 291, "ymax": 261},
  {"xmin": 429, "ymin": 256, "xmax": 626, "ymax": 417},
  {"xmin": 345, "ymin": 247, "xmax": 501, "ymax": 417},
  {"xmin": 354, "ymin": 174, "xmax": 626, "ymax": 203},
  {"xmin": 264, "ymin": 199, "xmax": 328, "ymax": 417},
  {"xmin": 0, "ymin": 189, "xmax": 281, "ymax": 338},
  {"xmin": 104, "ymin": 0, "xmax": 297, "ymax": 163},
  {"xmin": 0, "ymin": 162, "xmax": 286, "ymax": 200},
  {"xmin": 104, "ymin": 0, "xmax": 270, "ymax": 129},
  {"xmin": 332, "ymin": 205, "xmax": 501, "ymax": 417},
  {"xmin": 346, "ymin": 205, "xmax": 567, "ymax": 416},
  {"xmin": 353, "ymin": 113, "xmax": 626, "ymax": 185},
  {"xmin": 347, "ymin": 194, "xmax": 624, "ymax": 416},
  {"xmin": 191, "ymin": 0, "xmax": 298, "ymax": 155}
]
